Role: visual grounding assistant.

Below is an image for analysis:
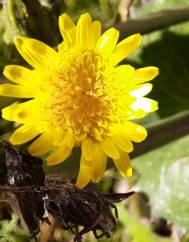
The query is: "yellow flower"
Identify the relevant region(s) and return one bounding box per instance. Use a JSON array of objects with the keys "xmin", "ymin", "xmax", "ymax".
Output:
[{"xmin": 0, "ymin": 13, "xmax": 158, "ymax": 188}]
